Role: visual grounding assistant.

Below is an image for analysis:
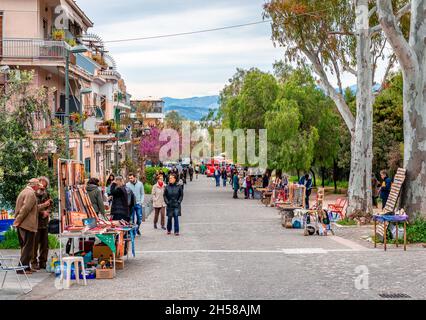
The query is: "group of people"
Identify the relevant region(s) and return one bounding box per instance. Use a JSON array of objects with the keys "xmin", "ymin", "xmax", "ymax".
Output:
[
  {"xmin": 169, "ymin": 163, "xmax": 199, "ymax": 185},
  {"xmin": 13, "ymin": 177, "xmax": 53, "ymax": 273}
]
